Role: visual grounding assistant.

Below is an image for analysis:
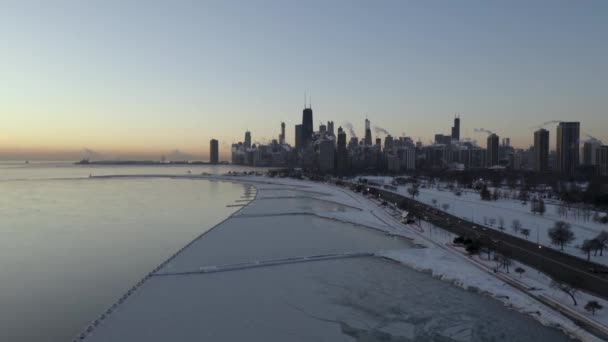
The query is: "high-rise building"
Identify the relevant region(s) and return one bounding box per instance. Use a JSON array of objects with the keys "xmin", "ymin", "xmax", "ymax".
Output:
[
  {"xmin": 599, "ymin": 145, "xmax": 608, "ymax": 176},
  {"xmin": 302, "ymin": 106, "xmax": 313, "ymax": 147},
  {"xmin": 327, "ymin": 121, "xmax": 335, "ymax": 136},
  {"xmin": 336, "ymin": 127, "xmax": 348, "ymax": 174},
  {"xmin": 317, "ymin": 139, "xmax": 335, "ymax": 173},
  {"xmin": 209, "ymin": 139, "xmax": 219, "ymax": 164},
  {"xmin": 534, "ymin": 129, "xmax": 549, "ymax": 172},
  {"xmin": 319, "ymin": 123, "xmax": 327, "ymax": 133},
  {"xmin": 279, "ymin": 122, "xmax": 285, "ymax": 145},
  {"xmin": 487, "ymin": 133, "xmax": 499, "ymax": 167},
  {"xmin": 583, "ymin": 139, "xmax": 602, "ymax": 165},
  {"xmin": 384, "ymin": 135, "xmax": 394, "ymax": 151},
  {"xmin": 295, "ymin": 124, "xmax": 303, "ymax": 151},
  {"xmin": 434, "ymin": 134, "xmax": 452, "ymax": 145},
  {"xmin": 451, "ymin": 115, "xmax": 460, "ymax": 141},
  {"xmin": 557, "ymin": 122, "xmax": 580, "ymax": 174},
  {"xmin": 244, "ymin": 131, "xmax": 252, "ymax": 149},
  {"xmin": 364, "ymin": 118, "xmax": 372, "ymax": 146}
]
